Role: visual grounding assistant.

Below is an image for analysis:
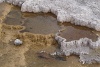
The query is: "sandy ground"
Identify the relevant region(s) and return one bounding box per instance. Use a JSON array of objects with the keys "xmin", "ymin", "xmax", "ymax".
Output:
[{"xmin": 0, "ymin": 3, "xmax": 100, "ymax": 67}]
